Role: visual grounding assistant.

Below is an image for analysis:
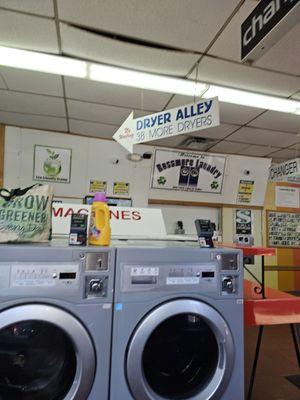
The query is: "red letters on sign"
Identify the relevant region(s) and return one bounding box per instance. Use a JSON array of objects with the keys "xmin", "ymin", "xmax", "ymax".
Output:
[{"xmin": 109, "ymin": 210, "xmax": 141, "ymax": 221}]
